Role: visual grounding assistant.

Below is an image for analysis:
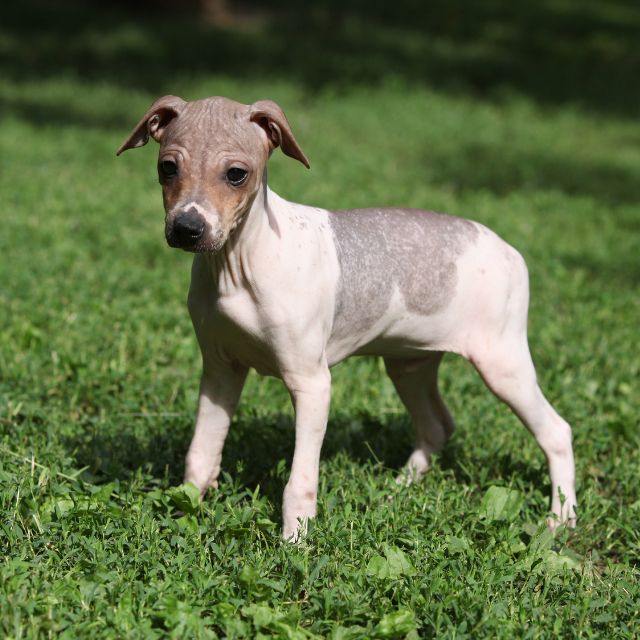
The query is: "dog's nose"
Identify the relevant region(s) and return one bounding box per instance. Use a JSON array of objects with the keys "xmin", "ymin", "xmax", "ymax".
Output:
[{"xmin": 171, "ymin": 209, "xmax": 205, "ymax": 246}]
